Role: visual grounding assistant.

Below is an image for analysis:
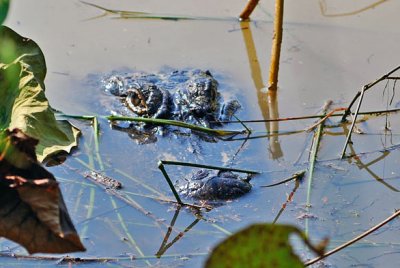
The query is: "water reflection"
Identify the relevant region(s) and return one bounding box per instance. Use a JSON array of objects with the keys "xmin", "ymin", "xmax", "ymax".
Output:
[
  {"xmin": 156, "ymin": 205, "xmax": 200, "ymax": 257},
  {"xmin": 240, "ymin": 21, "xmax": 283, "ymax": 159},
  {"xmin": 346, "ymin": 140, "xmax": 399, "ymax": 192},
  {"xmin": 319, "ymin": 0, "xmax": 388, "ymax": 17}
]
